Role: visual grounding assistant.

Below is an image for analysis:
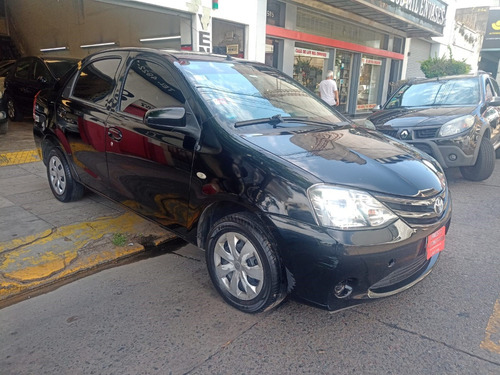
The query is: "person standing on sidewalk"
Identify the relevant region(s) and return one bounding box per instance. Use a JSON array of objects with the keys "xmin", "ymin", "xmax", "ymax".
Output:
[{"xmin": 319, "ymin": 70, "xmax": 339, "ymax": 107}]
